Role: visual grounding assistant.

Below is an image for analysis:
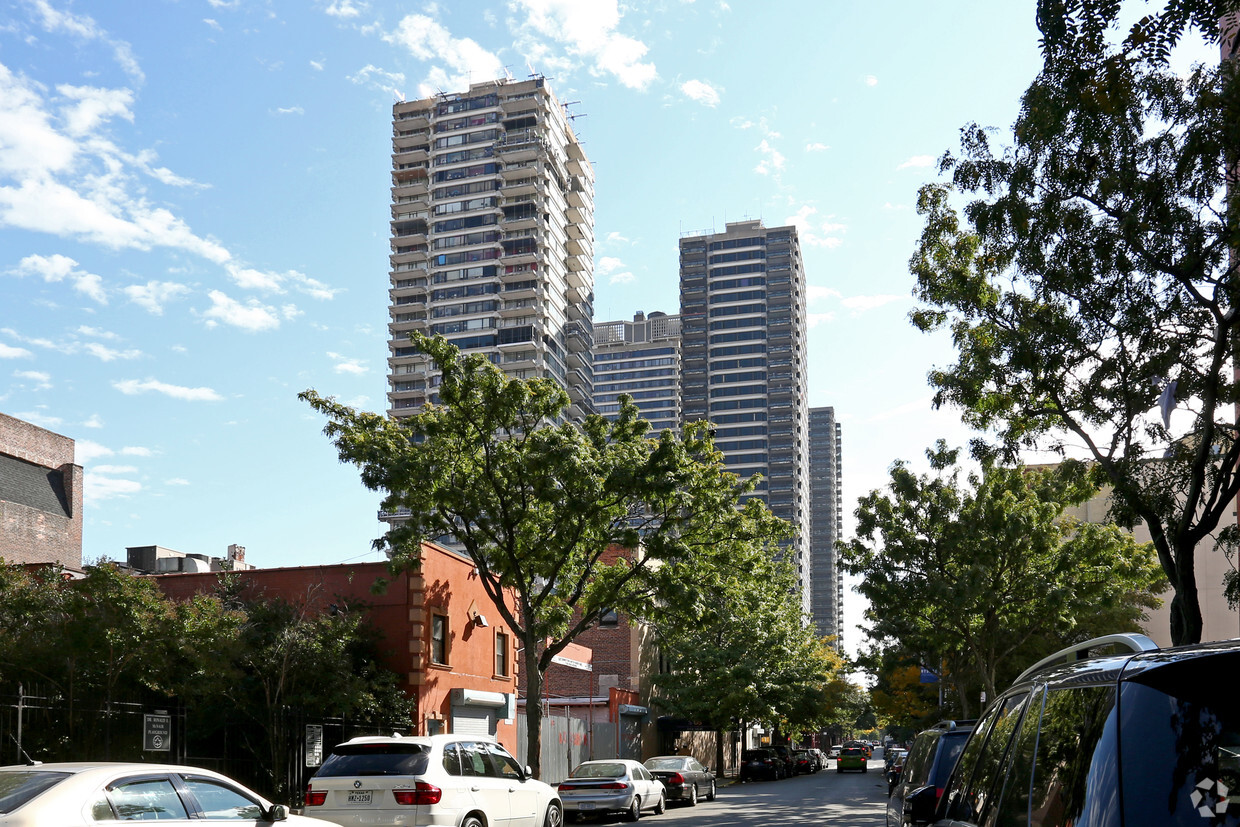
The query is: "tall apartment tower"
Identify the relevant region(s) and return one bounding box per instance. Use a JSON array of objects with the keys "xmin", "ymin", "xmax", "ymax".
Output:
[
  {"xmin": 593, "ymin": 311, "xmax": 682, "ymax": 434},
  {"xmin": 678, "ymin": 220, "xmax": 811, "ymax": 618},
  {"xmin": 809, "ymin": 406, "xmax": 844, "ymax": 647},
  {"xmin": 386, "ymin": 78, "xmax": 596, "ymax": 422}
]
